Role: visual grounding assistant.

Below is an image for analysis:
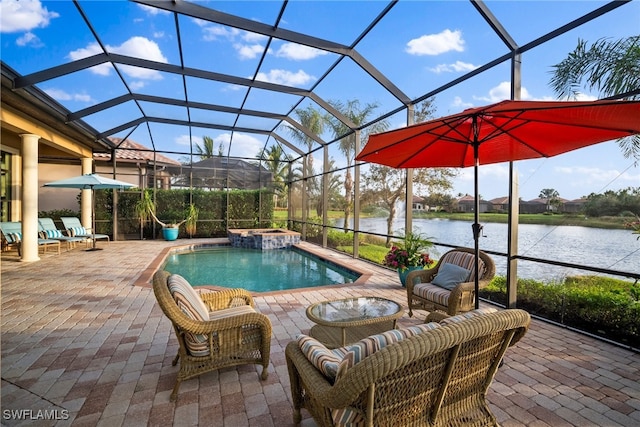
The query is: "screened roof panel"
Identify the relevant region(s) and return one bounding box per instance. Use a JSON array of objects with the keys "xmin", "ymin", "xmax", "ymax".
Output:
[
  {"xmin": 178, "ymin": 16, "xmax": 266, "ymax": 77},
  {"xmin": 277, "ymin": 1, "xmax": 389, "ymax": 44},
  {"xmin": 1, "ymin": 0, "xmax": 637, "ymax": 176}
]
